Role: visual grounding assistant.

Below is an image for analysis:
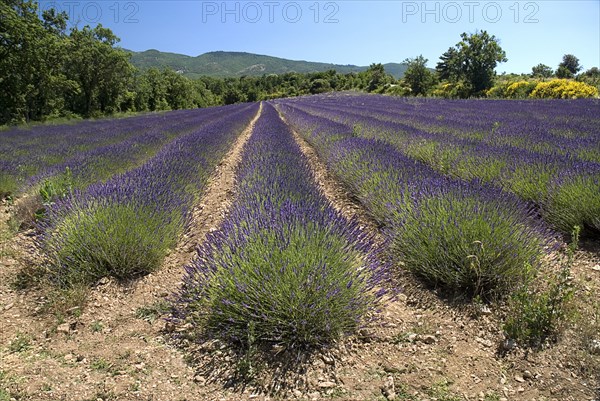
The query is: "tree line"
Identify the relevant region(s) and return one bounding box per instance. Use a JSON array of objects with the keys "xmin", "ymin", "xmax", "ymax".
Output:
[
  {"xmin": 0, "ymin": 0, "xmax": 397, "ymax": 125},
  {"xmin": 2, "ymin": 1, "xmax": 598, "ymax": 125},
  {"xmin": 401, "ymin": 31, "xmax": 599, "ymax": 98}
]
